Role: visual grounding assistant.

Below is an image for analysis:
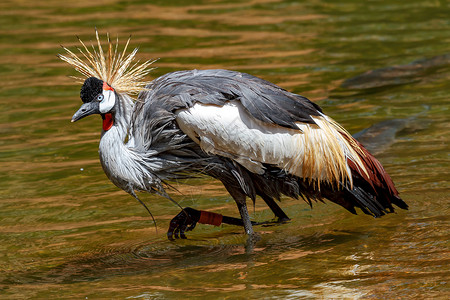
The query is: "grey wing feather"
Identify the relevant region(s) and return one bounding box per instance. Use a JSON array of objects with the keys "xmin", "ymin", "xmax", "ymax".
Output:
[
  {"xmin": 139, "ymin": 69, "xmax": 322, "ymax": 129},
  {"xmin": 128, "ymin": 69, "xmax": 323, "ymax": 181}
]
